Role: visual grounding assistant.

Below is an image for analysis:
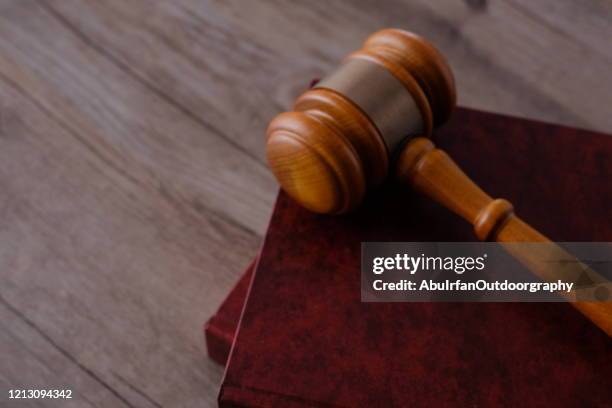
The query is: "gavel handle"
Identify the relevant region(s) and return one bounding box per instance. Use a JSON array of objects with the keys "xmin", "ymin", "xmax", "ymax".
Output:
[{"xmin": 396, "ymin": 137, "xmax": 612, "ymax": 336}]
